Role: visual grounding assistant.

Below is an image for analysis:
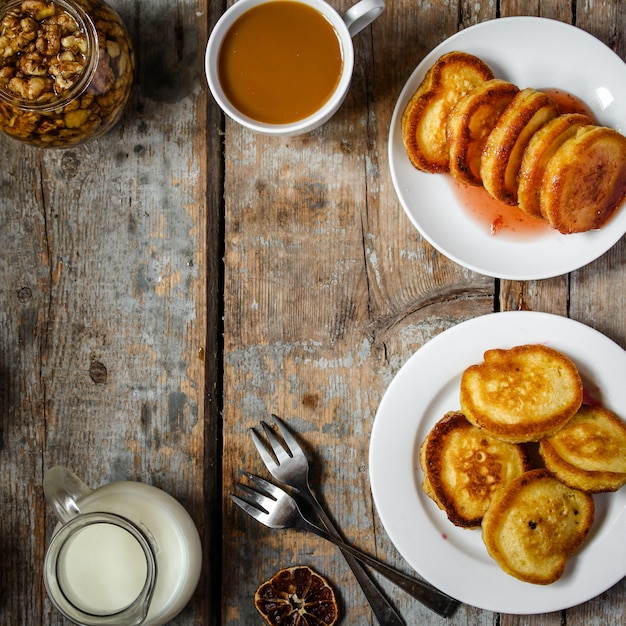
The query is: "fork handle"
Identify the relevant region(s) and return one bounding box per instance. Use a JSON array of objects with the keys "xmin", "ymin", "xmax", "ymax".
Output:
[
  {"xmin": 298, "ymin": 516, "xmax": 459, "ymax": 618},
  {"xmin": 301, "ymin": 489, "xmax": 406, "ymax": 626}
]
